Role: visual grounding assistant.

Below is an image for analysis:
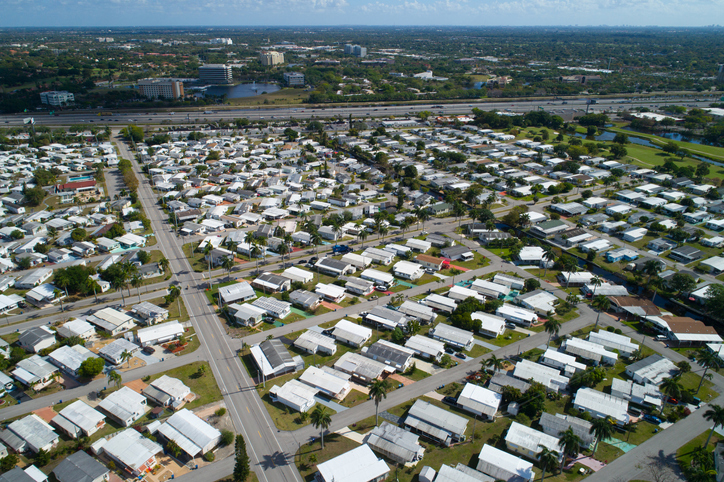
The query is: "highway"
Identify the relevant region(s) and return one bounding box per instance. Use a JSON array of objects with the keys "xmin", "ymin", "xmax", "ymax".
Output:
[{"xmin": 0, "ymin": 97, "xmax": 715, "ymax": 127}]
